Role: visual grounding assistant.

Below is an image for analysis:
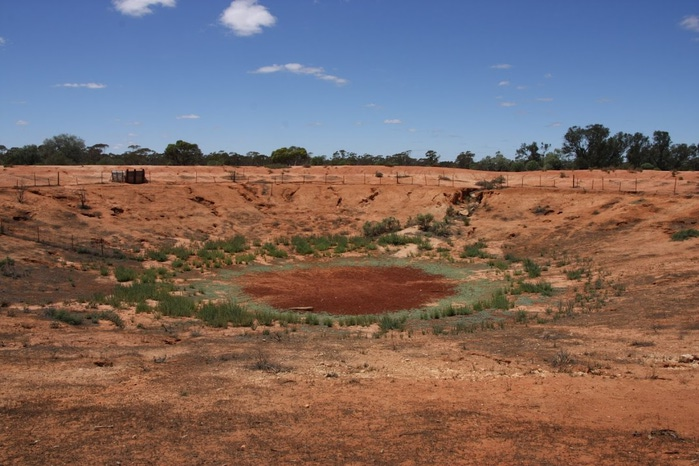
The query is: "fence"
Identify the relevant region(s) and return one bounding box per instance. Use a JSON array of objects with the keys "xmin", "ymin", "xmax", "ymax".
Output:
[
  {"xmin": 0, "ymin": 220, "xmax": 141, "ymax": 260},
  {"xmin": 0, "ymin": 168, "xmax": 696, "ymax": 196}
]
